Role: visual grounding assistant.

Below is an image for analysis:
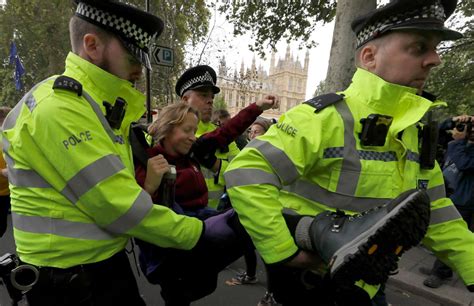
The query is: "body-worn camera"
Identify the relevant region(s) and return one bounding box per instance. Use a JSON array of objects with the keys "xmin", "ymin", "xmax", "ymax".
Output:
[
  {"xmin": 103, "ymin": 97, "xmax": 127, "ymax": 129},
  {"xmin": 359, "ymin": 114, "xmax": 393, "ymax": 146},
  {"xmin": 0, "ymin": 253, "xmax": 39, "ymax": 303},
  {"xmin": 419, "ymin": 120, "xmax": 439, "ymax": 169}
]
